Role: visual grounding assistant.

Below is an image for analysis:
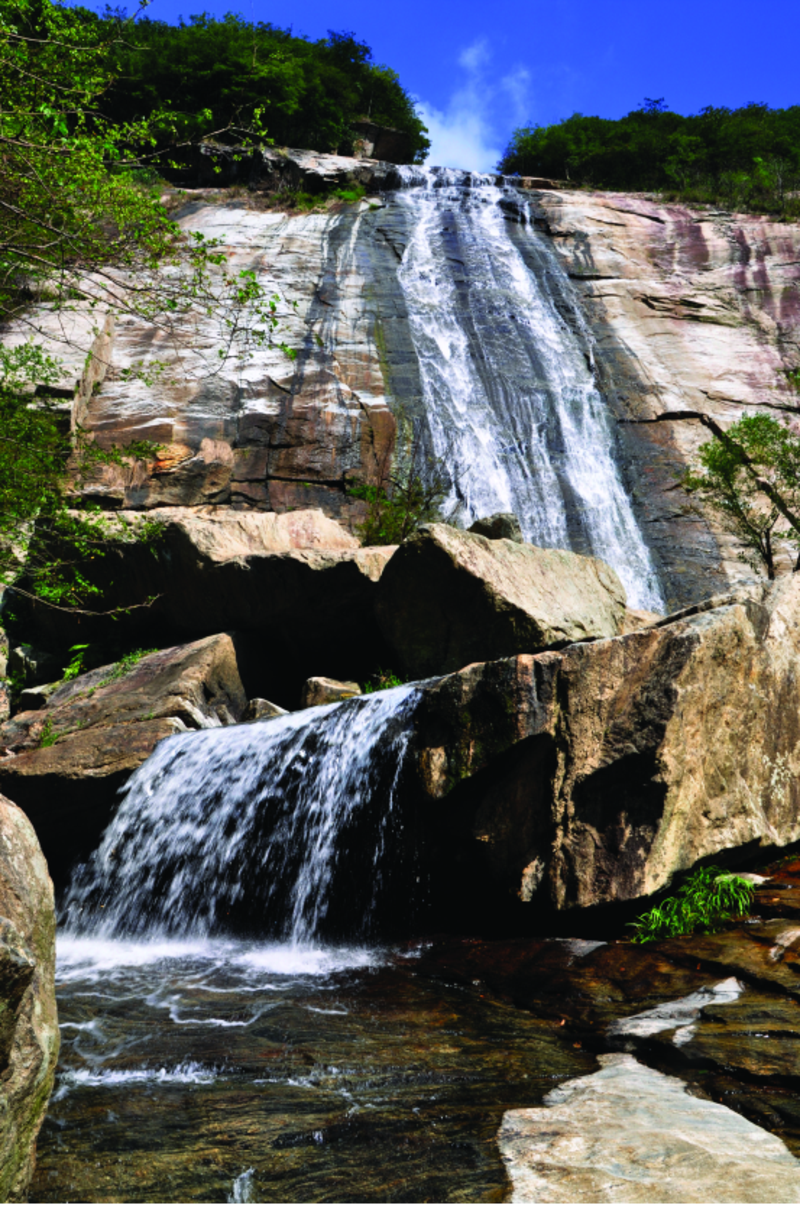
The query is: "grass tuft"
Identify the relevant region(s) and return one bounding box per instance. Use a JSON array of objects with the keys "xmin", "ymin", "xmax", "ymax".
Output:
[{"xmin": 628, "ymin": 866, "xmax": 755, "ymax": 943}]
